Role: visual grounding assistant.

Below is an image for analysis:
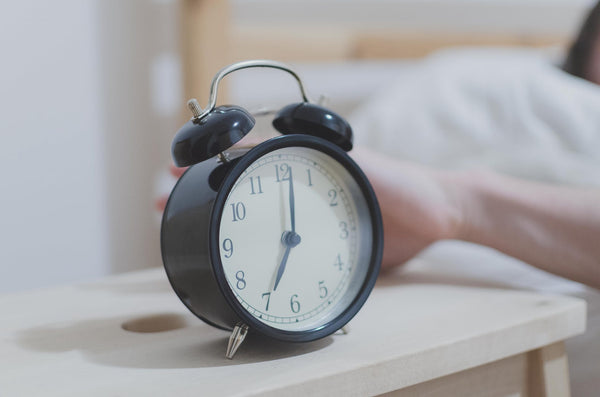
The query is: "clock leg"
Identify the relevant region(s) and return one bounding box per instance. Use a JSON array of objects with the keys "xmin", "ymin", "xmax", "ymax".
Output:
[
  {"xmin": 226, "ymin": 323, "xmax": 249, "ymax": 359},
  {"xmin": 340, "ymin": 326, "xmax": 349, "ymax": 334}
]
